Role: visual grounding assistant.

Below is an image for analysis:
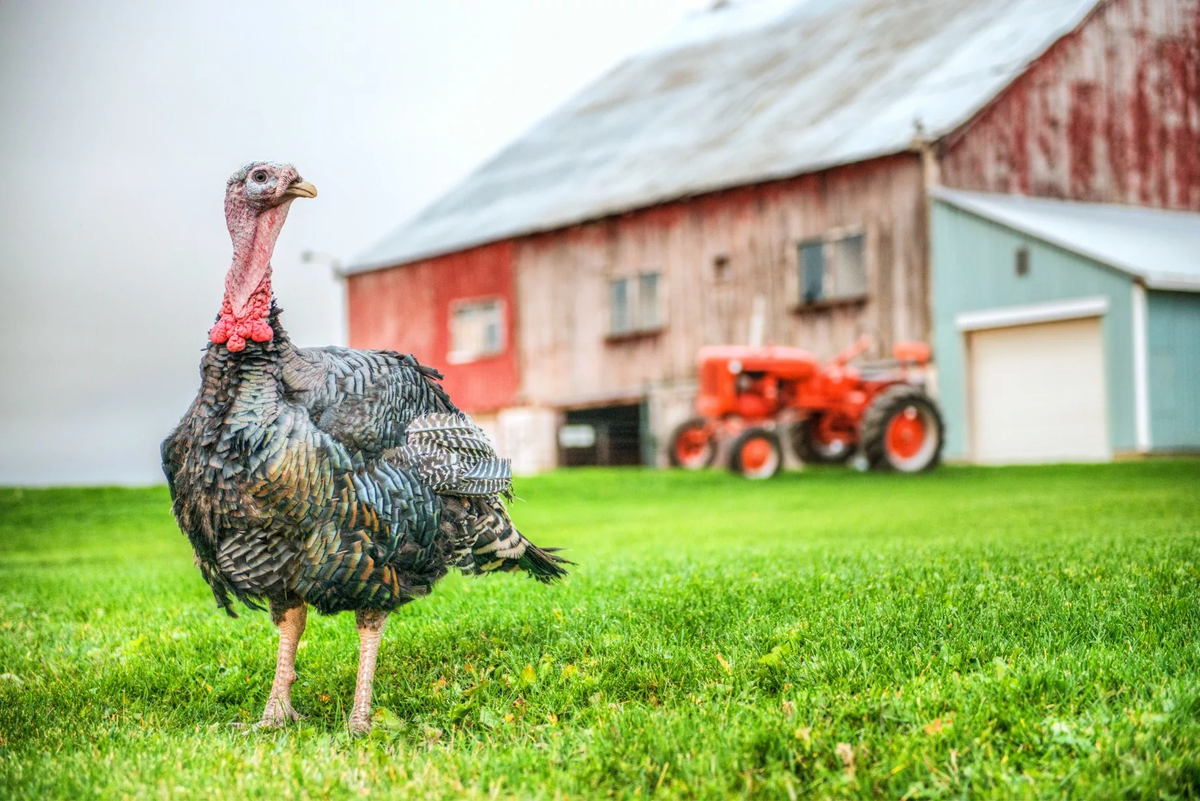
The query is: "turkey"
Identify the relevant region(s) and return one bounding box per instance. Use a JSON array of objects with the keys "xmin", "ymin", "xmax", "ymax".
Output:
[{"xmin": 161, "ymin": 161, "xmax": 568, "ymax": 735}]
